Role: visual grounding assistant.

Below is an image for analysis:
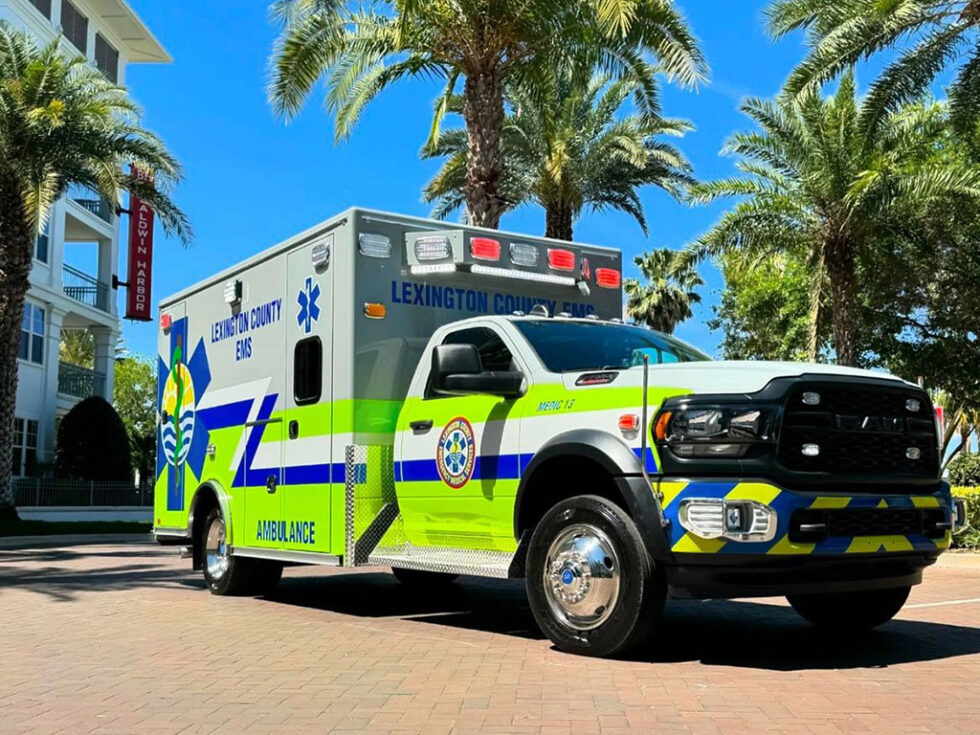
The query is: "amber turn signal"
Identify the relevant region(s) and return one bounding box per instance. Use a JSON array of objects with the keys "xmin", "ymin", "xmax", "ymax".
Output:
[
  {"xmin": 363, "ymin": 302, "xmax": 387, "ymax": 319},
  {"xmin": 653, "ymin": 411, "xmax": 672, "ymax": 441}
]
